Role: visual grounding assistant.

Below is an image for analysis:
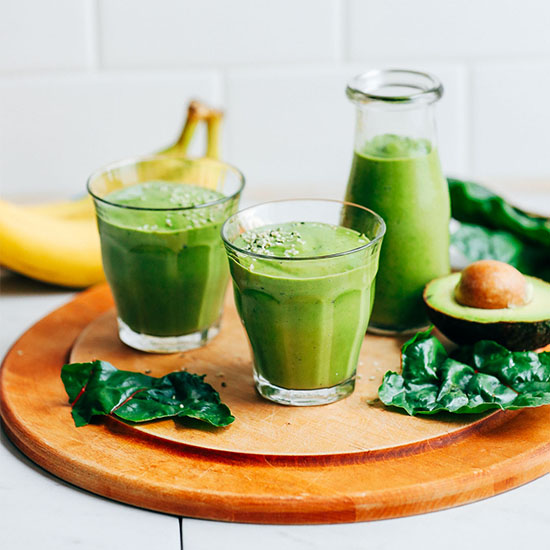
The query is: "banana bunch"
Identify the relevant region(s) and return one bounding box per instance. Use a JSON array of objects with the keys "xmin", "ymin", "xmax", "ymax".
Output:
[{"xmin": 0, "ymin": 101, "xmax": 223, "ymax": 288}]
